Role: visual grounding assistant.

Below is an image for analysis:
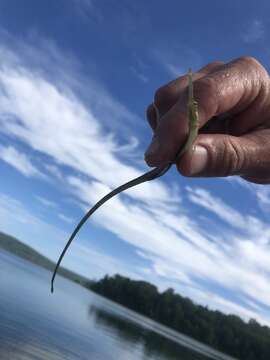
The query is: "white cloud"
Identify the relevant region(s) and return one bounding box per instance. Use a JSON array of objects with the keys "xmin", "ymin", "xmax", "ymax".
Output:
[
  {"xmin": 165, "ymin": 63, "xmax": 186, "ymax": 78},
  {"xmin": 253, "ymin": 186, "xmax": 270, "ymax": 216},
  {"xmin": 256, "ymin": 187, "xmax": 270, "ymax": 205},
  {"xmin": 0, "ymin": 193, "xmax": 66, "ymax": 258},
  {"xmin": 70, "ymin": 0, "xmax": 104, "ymax": 24},
  {"xmin": 187, "ymin": 187, "xmax": 245, "ymax": 228},
  {"xmin": 35, "ymin": 195, "xmax": 58, "ymax": 208},
  {"xmin": 186, "ymin": 186, "xmax": 270, "ymax": 241},
  {"xmin": 224, "ymin": 176, "xmax": 270, "ymax": 215},
  {"xmin": 152, "ymin": 45, "xmax": 202, "ymax": 78},
  {"xmin": 43, "ymin": 163, "xmax": 63, "ymax": 180},
  {"xmin": 0, "ymin": 192, "xmax": 141, "ymax": 282},
  {"xmin": 130, "ymin": 66, "xmax": 149, "ymax": 83},
  {"xmin": 0, "ymin": 56, "xmax": 174, "ymax": 205},
  {"xmin": 241, "ymin": 19, "xmax": 265, "ymax": 43},
  {"xmin": 69, "ymin": 242, "xmax": 143, "ymax": 281},
  {"xmin": 58, "ymin": 213, "xmax": 74, "ymax": 224},
  {"xmin": 0, "ymin": 145, "xmax": 44, "ymax": 178}
]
